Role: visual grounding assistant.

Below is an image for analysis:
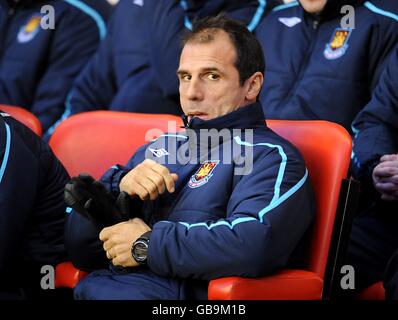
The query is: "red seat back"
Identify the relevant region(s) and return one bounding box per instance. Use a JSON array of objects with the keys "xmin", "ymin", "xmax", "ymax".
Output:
[
  {"xmin": 49, "ymin": 111, "xmax": 182, "ymax": 179},
  {"xmin": 267, "ymin": 120, "xmax": 352, "ymax": 279},
  {"xmin": 0, "ymin": 105, "xmax": 42, "ymax": 136}
]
